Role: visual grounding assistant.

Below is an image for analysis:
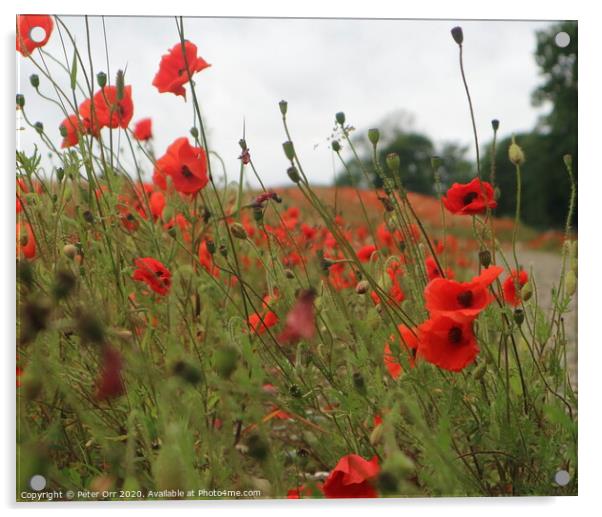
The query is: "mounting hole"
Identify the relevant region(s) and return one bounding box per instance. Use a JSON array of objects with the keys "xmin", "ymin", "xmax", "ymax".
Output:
[
  {"xmin": 29, "ymin": 26, "xmax": 47, "ymax": 43},
  {"xmin": 554, "ymin": 469, "xmax": 570, "ymax": 486},
  {"xmin": 29, "ymin": 474, "xmax": 47, "ymax": 491},
  {"xmin": 555, "ymin": 32, "xmax": 570, "ymax": 48}
]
